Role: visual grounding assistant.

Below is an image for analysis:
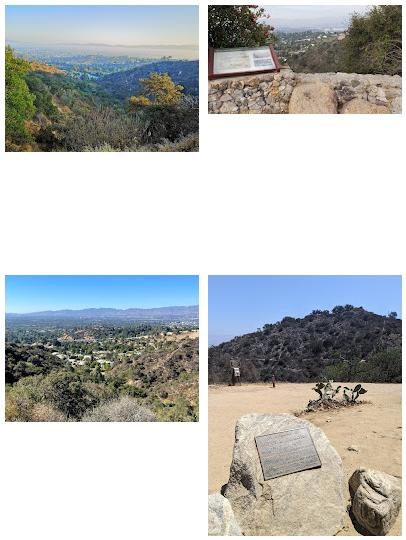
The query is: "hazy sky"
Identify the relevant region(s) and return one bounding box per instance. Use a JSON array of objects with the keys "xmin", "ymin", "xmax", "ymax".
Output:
[
  {"xmin": 209, "ymin": 275, "xmax": 402, "ymax": 345},
  {"xmin": 5, "ymin": 5, "xmax": 199, "ymax": 58},
  {"xmin": 264, "ymin": 5, "xmax": 371, "ymax": 29},
  {"xmin": 6, "ymin": 275, "xmax": 199, "ymax": 313}
]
